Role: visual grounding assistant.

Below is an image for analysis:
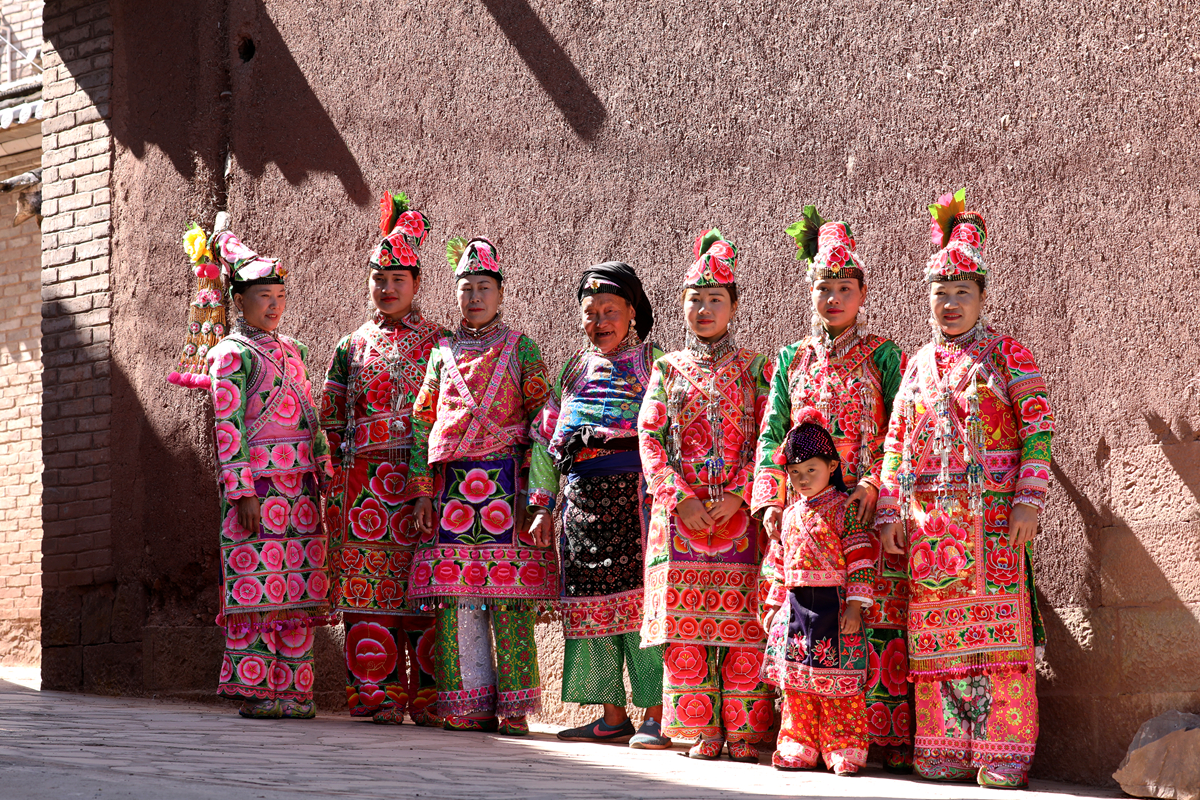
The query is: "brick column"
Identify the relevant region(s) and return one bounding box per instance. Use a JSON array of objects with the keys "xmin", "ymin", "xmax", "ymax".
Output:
[{"xmin": 39, "ymin": 0, "xmax": 114, "ymax": 689}]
